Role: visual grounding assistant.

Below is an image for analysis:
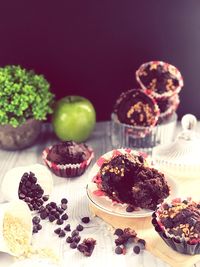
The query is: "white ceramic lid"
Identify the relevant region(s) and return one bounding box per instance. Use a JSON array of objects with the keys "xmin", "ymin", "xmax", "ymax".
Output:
[{"xmin": 152, "ymin": 114, "xmax": 200, "ymax": 179}]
